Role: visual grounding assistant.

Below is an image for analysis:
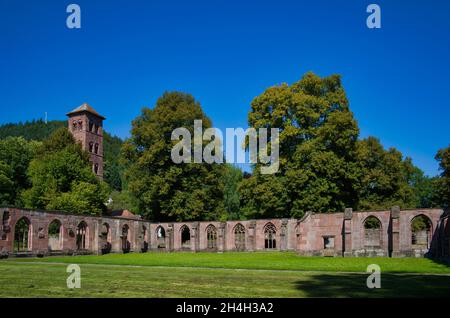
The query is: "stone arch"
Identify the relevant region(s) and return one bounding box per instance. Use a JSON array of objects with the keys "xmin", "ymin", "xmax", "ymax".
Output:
[
  {"xmin": 180, "ymin": 225, "xmax": 191, "ymax": 249},
  {"xmin": 363, "ymin": 215, "xmax": 382, "ymax": 248},
  {"xmin": 264, "ymin": 222, "xmax": 277, "ymax": 249},
  {"xmin": 206, "ymin": 224, "xmax": 217, "ymax": 250},
  {"xmin": 14, "ymin": 217, "xmax": 32, "ymax": 252},
  {"xmin": 411, "ymin": 214, "xmax": 432, "ymax": 248},
  {"xmin": 233, "ymin": 223, "xmax": 246, "ymax": 251},
  {"xmin": 76, "ymin": 221, "xmax": 88, "ymax": 250},
  {"xmin": 48, "ymin": 219, "xmax": 63, "ymax": 251},
  {"xmin": 121, "ymin": 224, "xmax": 131, "ymax": 253},
  {"xmin": 156, "ymin": 226, "xmax": 166, "ymax": 249}
]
